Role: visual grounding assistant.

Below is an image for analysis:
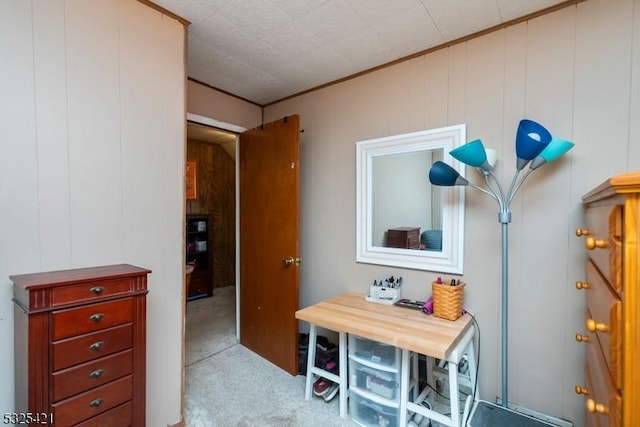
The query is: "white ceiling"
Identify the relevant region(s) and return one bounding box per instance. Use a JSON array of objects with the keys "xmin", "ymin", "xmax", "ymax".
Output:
[{"xmin": 153, "ymin": 0, "xmax": 571, "ymax": 106}]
